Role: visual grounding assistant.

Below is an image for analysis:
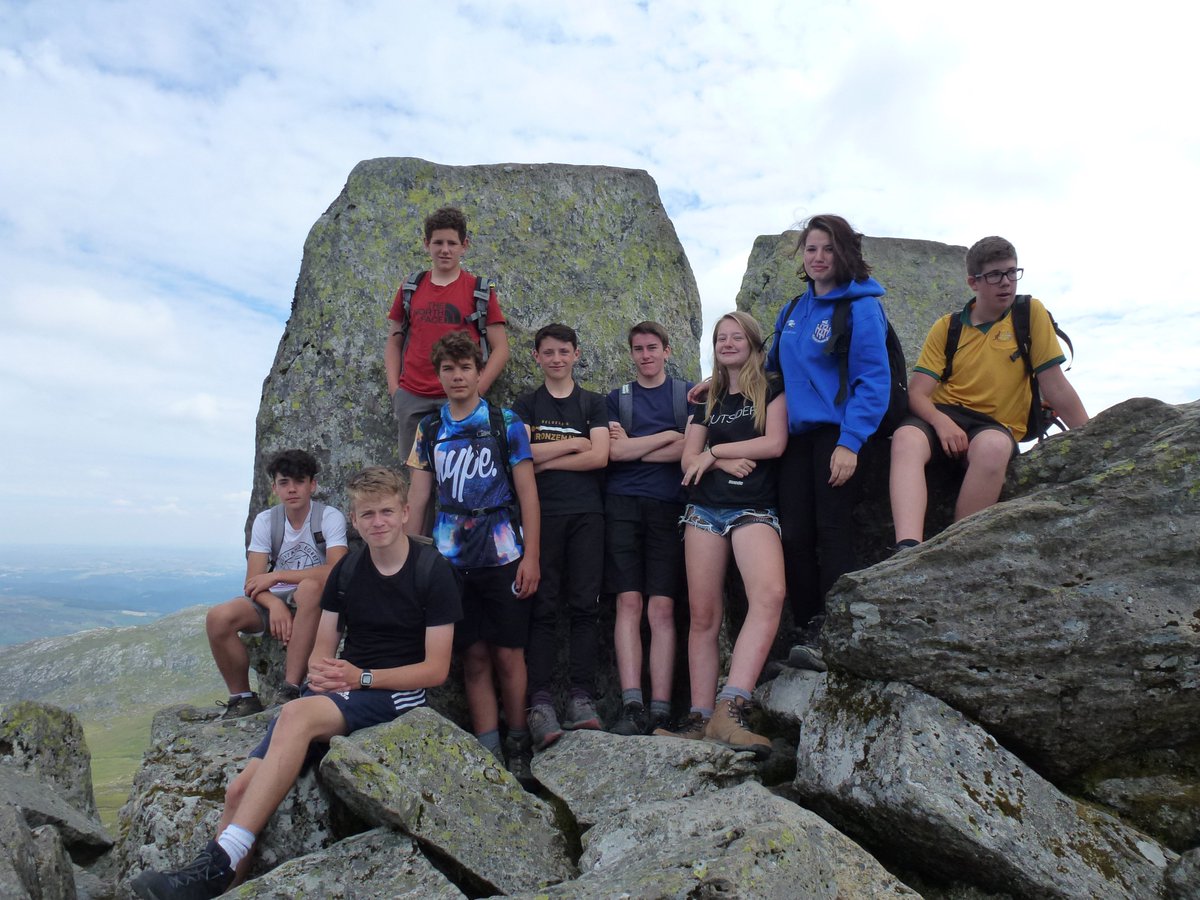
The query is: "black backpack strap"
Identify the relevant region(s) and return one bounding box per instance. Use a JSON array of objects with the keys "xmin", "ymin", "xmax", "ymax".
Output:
[
  {"xmin": 463, "ymin": 275, "xmax": 494, "ymax": 363},
  {"xmin": 670, "ymin": 378, "xmax": 688, "ymax": 431},
  {"xmin": 488, "ymin": 403, "xmax": 521, "ymax": 532},
  {"xmin": 408, "ymin": 535, "xmax": 437, "ymax": 615},
  {"xmin": 942, "ymin": 312, "xmax": 964, "ymax": 382},
  {"xmin": 825, "ymin": 298, "xmax": 853, "ymax": 405},
  {"xmin": 334, "ymin": 543, "xmax": 368, "ymax": 632},
  {"xmin": 618, "ymin": 381, "xmax": 634, "ymax": 433},
  {"xmin": 766, "ymin": 295, "xmax": 803, "ymax": 372},
  {"xmin": 309, "ymin": 501, "xmax": 326, "ymax": 560}
]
